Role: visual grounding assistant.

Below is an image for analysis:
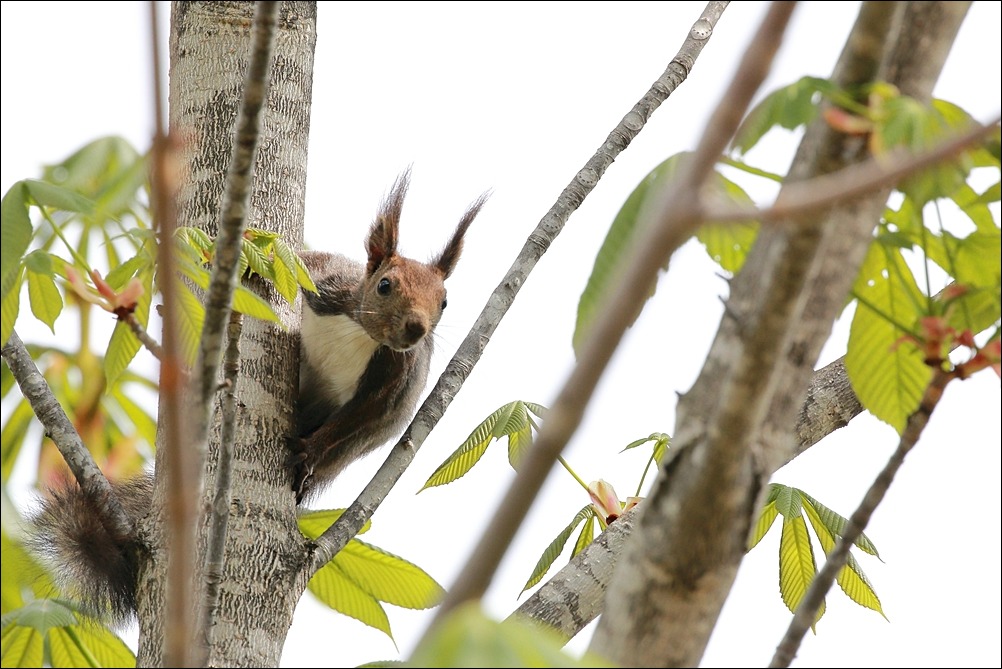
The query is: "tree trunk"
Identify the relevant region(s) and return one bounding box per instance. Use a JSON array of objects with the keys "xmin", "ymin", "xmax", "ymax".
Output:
[
  {"xmin": 136, "ymin": 3, "xmax": 317, "ymax": 666},
  {"xmin": 589, "ymin": 2, "xmax": 971, "ymax": 666}
]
